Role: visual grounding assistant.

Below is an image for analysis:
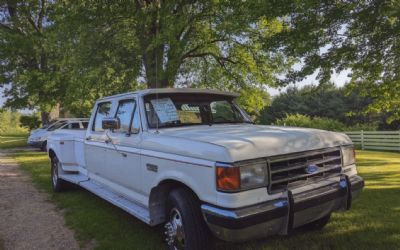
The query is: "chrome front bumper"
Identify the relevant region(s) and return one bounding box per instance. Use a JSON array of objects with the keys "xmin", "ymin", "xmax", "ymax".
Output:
[{"xmin": 201, "ymin": 175, "xmax": 364, "ymax": 242}]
